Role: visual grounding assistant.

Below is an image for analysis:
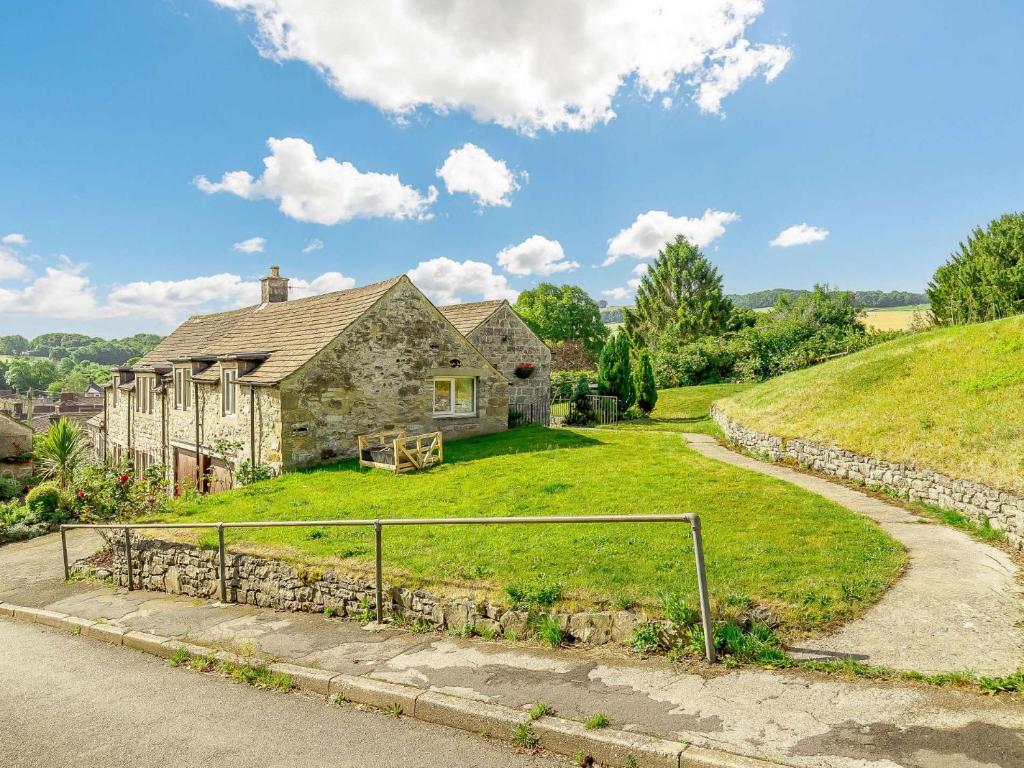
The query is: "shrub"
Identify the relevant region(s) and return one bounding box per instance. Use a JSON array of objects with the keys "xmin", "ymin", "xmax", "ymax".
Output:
[
  {"xmin": 551, "ymin": 370, "xmax": 595, "ymax": 400},
  {"xmin": 562, "ymin": 378, "xmax": 596, "ymax": 426},
  {"xmin": 597, "ymin": 333, "xmax": 634, "ymax": 408},
  {"xmin": 534, "ymin": 614, "xmax": 564, "ymax": 646},
  {"xmin": 26, "ymin": 482, "xmax": 62, "ymax": 522},
  {"xmin": 0, "ymin": 476, "xmax": 20, "ymax": 501},
  {"xmin": 620, "ymin": 404, "xmax": 645, "ymax": 421},
  {"xmin": 235, "ymin": 460, "xmax": 274, "ymax": 487},
  {"xmin": 633, "ymin": 350, "xmax": 658, "ymax": 413}
]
